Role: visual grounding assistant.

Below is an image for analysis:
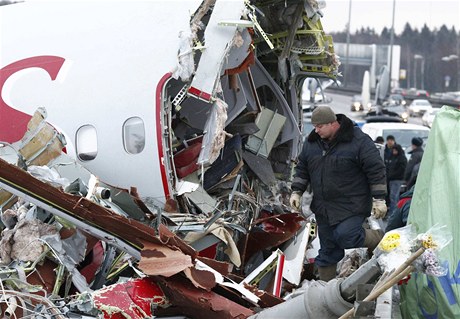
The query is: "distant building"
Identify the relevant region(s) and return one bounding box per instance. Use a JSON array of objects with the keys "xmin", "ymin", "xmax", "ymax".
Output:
[{"xmin": 334, "ymin": 43, "xmax": 401, "ymax": 90}]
